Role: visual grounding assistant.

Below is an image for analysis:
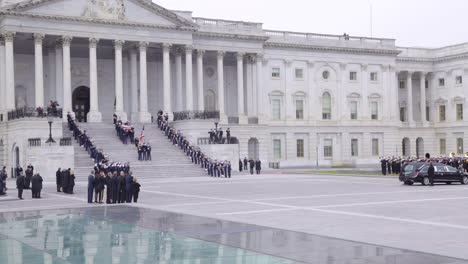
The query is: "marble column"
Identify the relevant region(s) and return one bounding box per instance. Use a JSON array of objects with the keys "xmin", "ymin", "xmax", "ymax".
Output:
[
  {"xmin": 217, "ymin": 51, "xmax": 226, "ymax": 121},
  {"xmin": 361, "ymin": 64, "xmax": 369, "ymax": 119},
  {"xmin": 237, "ymin": 52, "xmax": 246, "ymax": 123},
  {"xmin": 55, "ymin": 40, "xmax": 63, "ymax": 106},
  {"xmin": 62, "ymin": 36, "xmax": 73, "ymax": 117},
  {"xmin": 4, "ymin": 32, "xmax": 15, "ymax": 110},
  {"xmin": 0, "ymin": 38, "xmax": 5, "ymax": 114},
  {"xmin": 420, "ymin": 72, "xmax": 427, "ymax": 123},
  {"xmin": 185, "ymin": 46, "xmax": 193, "ymax": 111},
  {"xmin": 197, "ymin": 49, "xmax": 205, "ymax": 111},
  {"xmin": 138, "ymin": 41, "xmax": 151, "ymax": 123},
  {"xmin": 256, "ymin": 54, "xmax": 265, "ymax": 122},
  {"xmin": 406, "ymin": 71, "xmax": 414, "ymax": 123},
  {"xmin": 87, "ymin": 38, "xmax": 102, "ymax": 123},
  {"xmin": 163, "ymin": 43, "xmax": 172, "ymax": 118},
  {"xmin": 34, "ymin": 33, "xmax": 45, "ymax": 108},
  {"xmin": 114, "ymin": 40, "xmax": 127, "ymax": 121},
  {"xmin": 129, "ymin": 48, "xmax": 139, "ymax": 122},
  {"xmin": 175, "ymin": 48, "xmax": 183, "ymax": 111}
]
